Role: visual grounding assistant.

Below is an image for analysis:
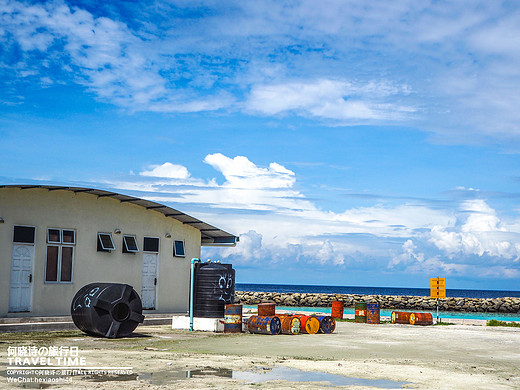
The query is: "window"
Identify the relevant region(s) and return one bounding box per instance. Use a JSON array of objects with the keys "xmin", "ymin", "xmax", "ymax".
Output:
[
  {"xmin": 174, "ymin": 240, "xmax": 185, "ymax": 257},
  {"xmin": 123, "ymin": 235, "xmax": 139, "ymax": 253},
  {"xmin": 97, "ymin": 233, "xmax": 115, "ymax": 251},
  {"xmin": 143, "ymin": 237, "xmax": 159, "ymax": 253},
  {"xmin": 13, "ymin": 226, "xmax": 36, "ymax": 244},
  {"xmin": 45, "ymin": 228, "xmax": 75, "ymax": 283}
]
